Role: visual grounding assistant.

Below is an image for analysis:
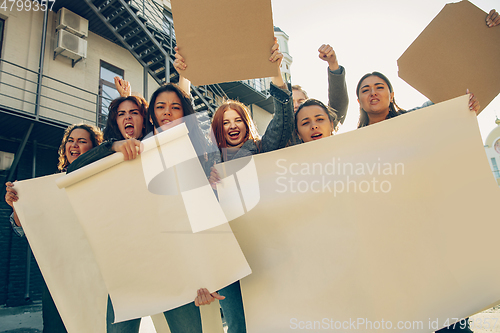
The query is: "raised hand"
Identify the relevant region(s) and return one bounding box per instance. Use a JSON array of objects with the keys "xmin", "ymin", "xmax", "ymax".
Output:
[
  {"xmin": 486, "ymin": 9, "xmax": 500, "ymax": 27},
  {"xmin": 114, "ymin": 77, "xmax": 131, "ymax": 97},
  {"xmin": 467, "ymin": 89, "xmax": 480, "ymax": 115},
  {"xmin": 270, "ymin": 37, "xmax": 285, "ymax": 88},
  {"xmin": 318, "ymin": 44, "xmax": 339, "ymax": 71},
  {"xmin": 173, "ymin": 46, "xmax": 187, "ymax": 73}
]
